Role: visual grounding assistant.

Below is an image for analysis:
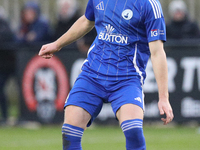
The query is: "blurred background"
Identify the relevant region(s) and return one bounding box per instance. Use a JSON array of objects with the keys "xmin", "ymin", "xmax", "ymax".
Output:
[
  {"xmin": 0, "ymin": 0, "xmax": 200, "ymax": 31},
  {"xmin": 0, "ymin": 0, "xmax": 200, "ymax": 150}
]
